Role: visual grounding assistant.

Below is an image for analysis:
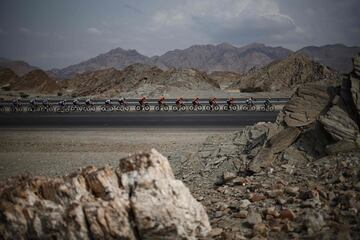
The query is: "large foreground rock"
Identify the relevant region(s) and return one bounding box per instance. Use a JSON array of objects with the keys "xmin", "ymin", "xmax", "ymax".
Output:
[
  {"xmin": 319, "ymin": 105, "xmax": 359, "ymax": 142},
  {"xmin": 0, "ymin": 149, "xmax": 211, "ymax": 240},
  {"xmin": 283, "ymin": 85, "xmax": 334, "ymax": 127},
  {"xmin": 350, "ymin": 54, "xmax": 360, "ymax": 116}
]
